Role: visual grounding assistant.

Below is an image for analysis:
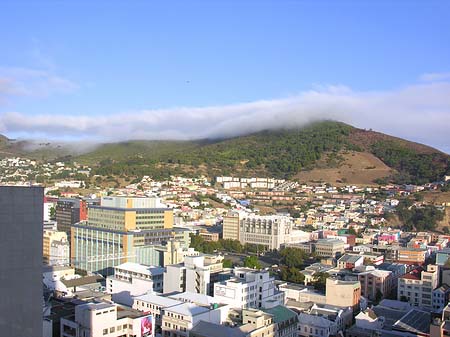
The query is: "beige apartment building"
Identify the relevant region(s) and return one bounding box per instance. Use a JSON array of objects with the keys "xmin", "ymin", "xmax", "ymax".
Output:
[
  {"xmin": 223, "ymin": 211, "xmax": 240, "ymax": 241},
  {"xmin": 326, "ymin": 278, "xmax": 361, "ymax": 312}
]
